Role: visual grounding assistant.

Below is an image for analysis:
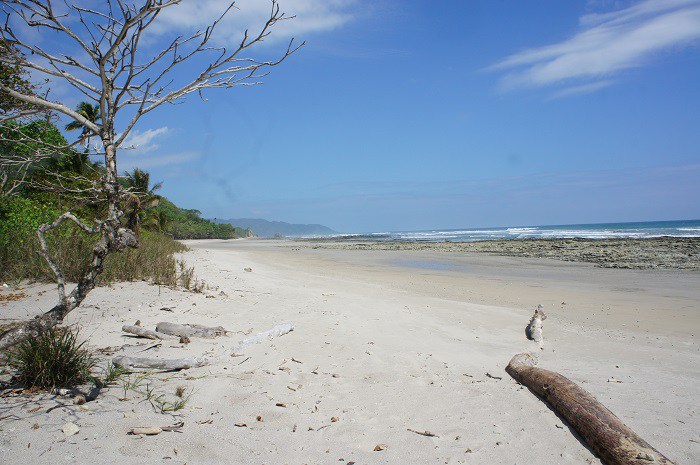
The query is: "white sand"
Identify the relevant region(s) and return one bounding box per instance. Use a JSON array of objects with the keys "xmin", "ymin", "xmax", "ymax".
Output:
[{"xmin": 1, "ymin": 239, "xmax": 698, "ymax": 464}]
